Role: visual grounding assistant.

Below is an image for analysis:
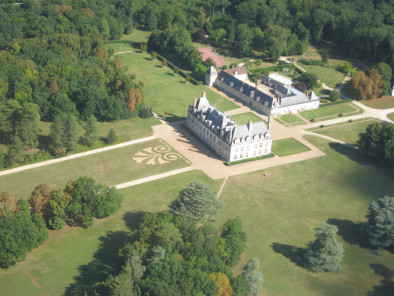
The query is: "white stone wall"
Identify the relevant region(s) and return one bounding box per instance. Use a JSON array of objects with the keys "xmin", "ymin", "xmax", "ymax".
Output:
[
  {"xmin": 228, "ymin": 136, "xmax": 272, "ymax": 162},
  {"xmin": 271, "ymin": 100, "xmax": 320, "ymax": 116}
]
